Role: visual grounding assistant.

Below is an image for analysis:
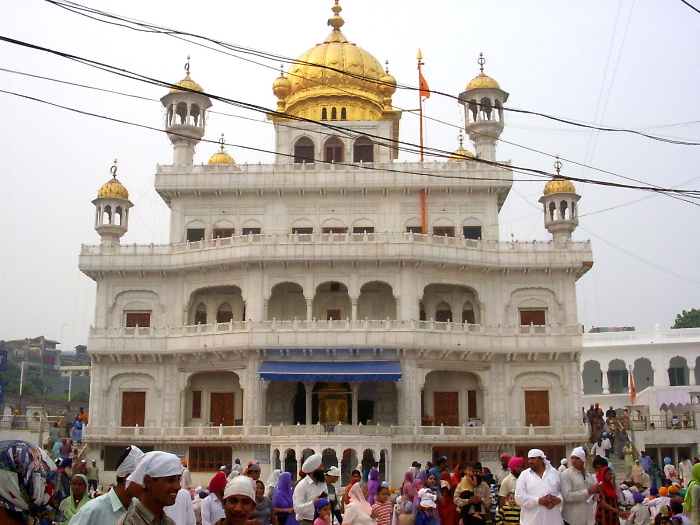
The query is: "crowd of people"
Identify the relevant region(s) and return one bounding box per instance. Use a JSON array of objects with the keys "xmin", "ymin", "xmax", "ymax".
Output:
[{"xmin": 4, "ymin": 436, "xmax": 700, "ymax": 525}]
